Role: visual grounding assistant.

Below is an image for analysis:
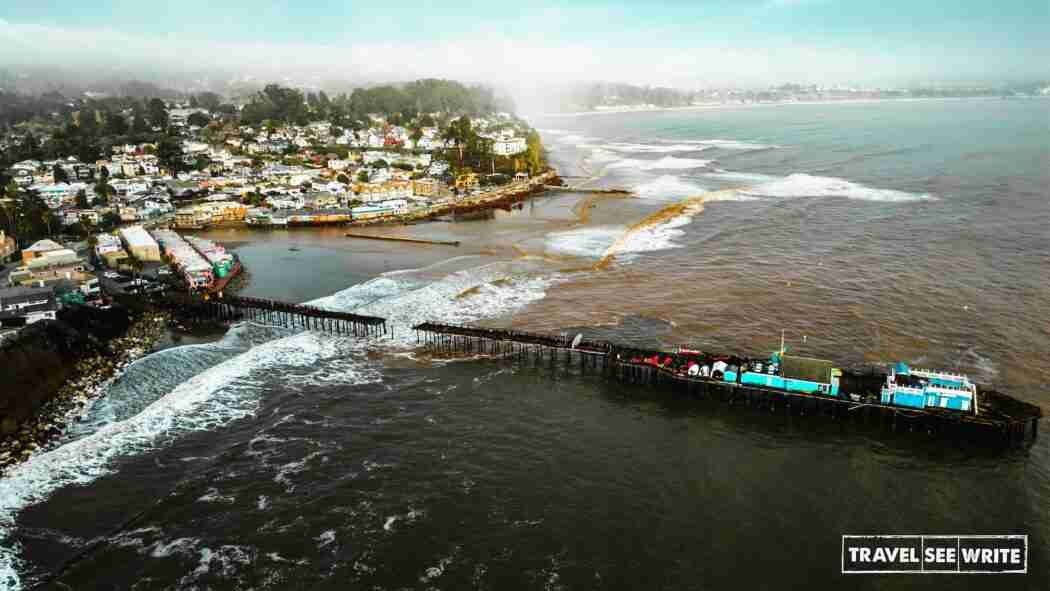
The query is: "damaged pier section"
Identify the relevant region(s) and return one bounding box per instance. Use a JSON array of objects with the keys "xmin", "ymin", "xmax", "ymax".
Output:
[
  {"xmin": 166, "ymin": 293, "xmax": 388, "ymax": 337},
  {"xmin": 413, "ymin": 322, "xmax": 1042, "ymax": 447}
]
